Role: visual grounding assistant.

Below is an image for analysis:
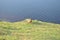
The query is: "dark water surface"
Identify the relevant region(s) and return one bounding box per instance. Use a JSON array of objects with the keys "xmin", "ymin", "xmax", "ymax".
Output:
[{"xmin": 0, "ymin": 0, "xmax": 60, "ymax": 23}]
